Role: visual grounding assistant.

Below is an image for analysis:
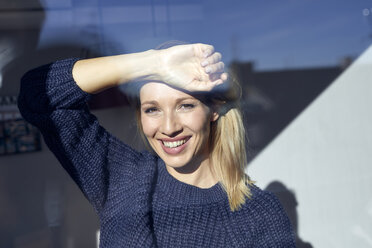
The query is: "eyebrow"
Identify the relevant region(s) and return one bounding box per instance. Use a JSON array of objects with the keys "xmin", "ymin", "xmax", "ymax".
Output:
[
  {"xmin": 141, "ymin": 97, "xmax": 197, "ymax": 106},
  {"xmin": 141, "ymin": 100, "xmax": 158, "ymax": 106}
]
